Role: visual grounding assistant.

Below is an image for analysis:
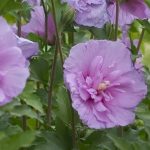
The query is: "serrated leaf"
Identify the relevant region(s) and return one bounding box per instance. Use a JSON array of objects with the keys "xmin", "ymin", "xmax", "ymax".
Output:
[
  {"xmin": 11, "ymin": 105, "xmax": 43, "ymax": 123},
  {"xmin": 23, "ymin": 94, "xmax": 44, "ymax": 114}
]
